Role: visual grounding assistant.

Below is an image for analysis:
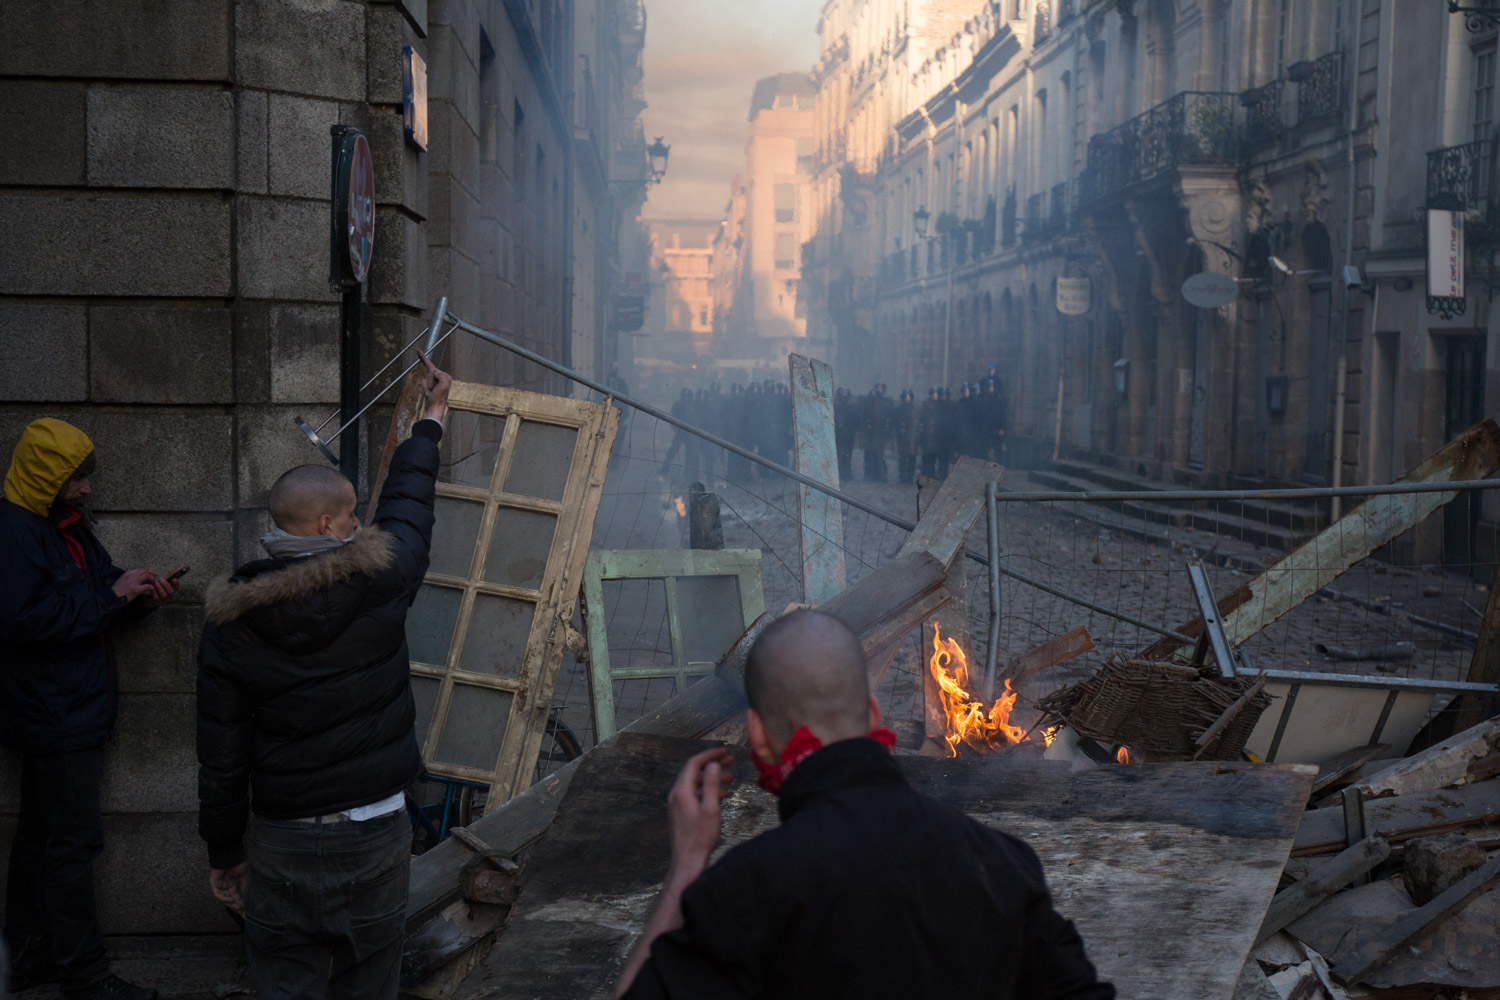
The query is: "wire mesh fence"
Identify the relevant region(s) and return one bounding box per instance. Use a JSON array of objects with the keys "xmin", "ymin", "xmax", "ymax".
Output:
[
  {"xmin": 538, "ymin": 383, "xmax": 1500, "ymax": 779},
  {"xmin": 440, "ymin": 338, "xmax": 1498, "ymax": 784}
]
